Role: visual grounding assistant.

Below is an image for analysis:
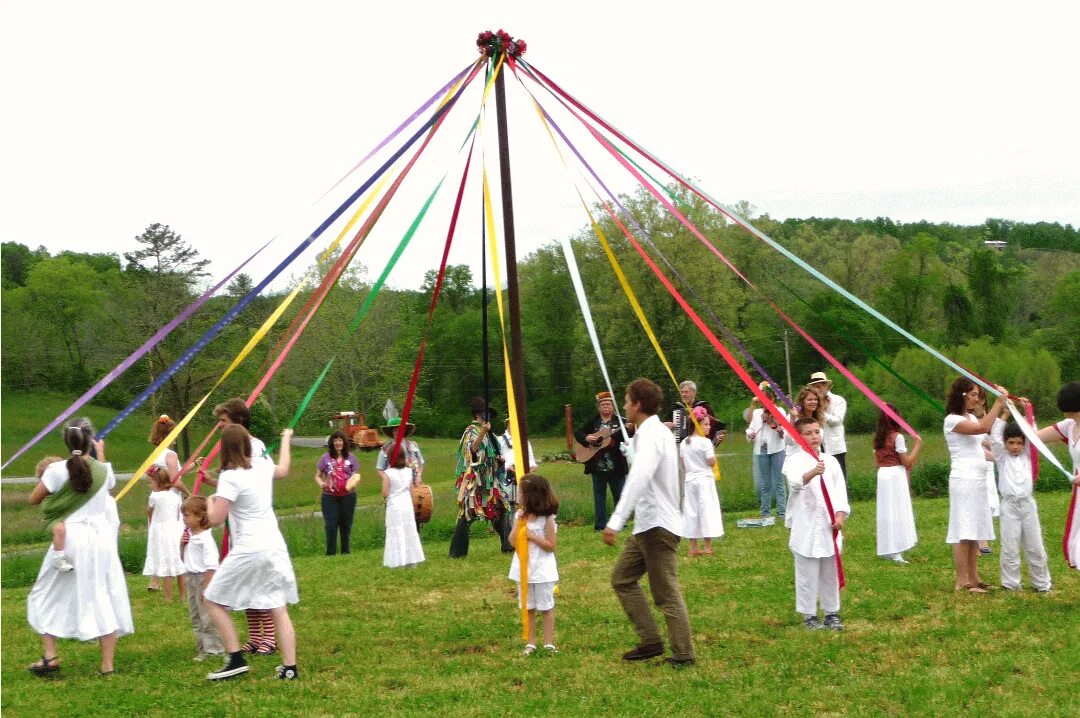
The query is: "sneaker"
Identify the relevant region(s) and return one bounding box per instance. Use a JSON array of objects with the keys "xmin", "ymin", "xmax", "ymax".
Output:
[
  {"xmin": 803, "ymin": 616, "xmax": 824, "ymax": 631},
  {"xmin": 53, "ymin": 554, "xmax": 75, "ymax": 572},
  {"xmin": 207, "ymin": 652, "xmax": 249, "ymax": 681},
  {"xmin": 823, "ymin": 614, "xmax": 844, "ymax": 631},
  {"xmin": 275, "ymin": 665, "xmax": 299, "ymax": 680},
  {"xmin": 621, "ymin": 642, "xmax": 664, "ymax": 661},
  {"xmin": 1035, "ymin": 587, "xmax": 1052, "ymax": 594}
]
